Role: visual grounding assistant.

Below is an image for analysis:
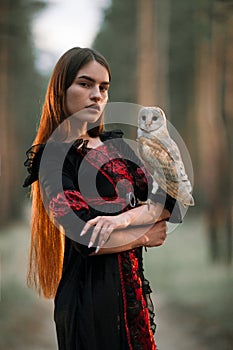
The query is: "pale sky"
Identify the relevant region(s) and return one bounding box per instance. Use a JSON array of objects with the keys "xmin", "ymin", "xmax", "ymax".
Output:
[{"xmin": 32, "ymin": 0, "xmax": 110, "ymax": 72}]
